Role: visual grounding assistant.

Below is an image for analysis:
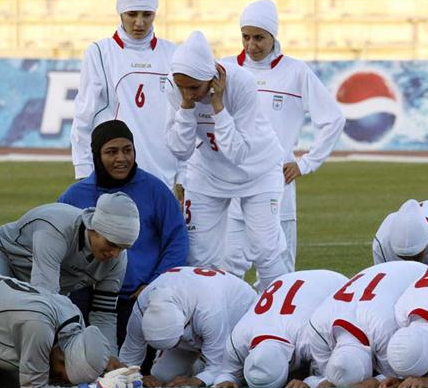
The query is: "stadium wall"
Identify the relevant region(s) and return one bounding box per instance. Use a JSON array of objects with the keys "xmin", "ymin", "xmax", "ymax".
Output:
[{"xmin": 0, "ymin": 58, "xmax": 427, "ymax": 155}]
